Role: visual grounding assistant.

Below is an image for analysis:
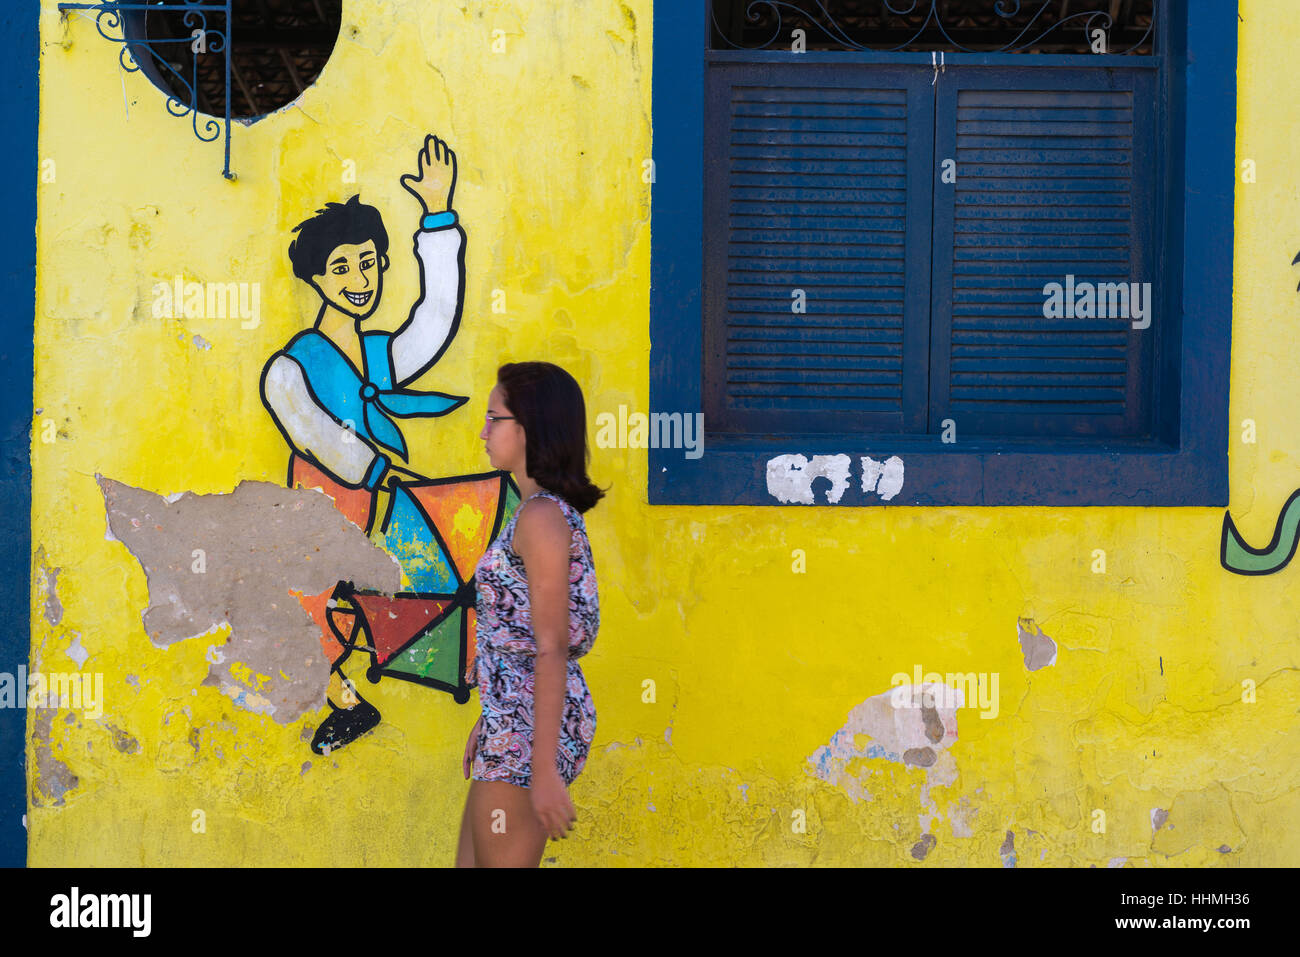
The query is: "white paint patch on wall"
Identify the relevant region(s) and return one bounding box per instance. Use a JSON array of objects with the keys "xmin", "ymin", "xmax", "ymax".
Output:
[
  {"xmin": 765, "ymin": 454, "xmax": 851, "ymax": 504},
  {"xmin": 765, "ymin": 453, "xmax": 905, "ymax": 503},
  {"xmin": 861, "ymin": 455, "xmax": 905, "ymax": 500}
]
